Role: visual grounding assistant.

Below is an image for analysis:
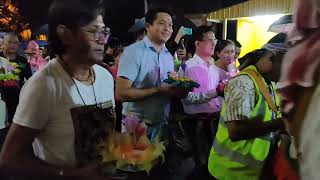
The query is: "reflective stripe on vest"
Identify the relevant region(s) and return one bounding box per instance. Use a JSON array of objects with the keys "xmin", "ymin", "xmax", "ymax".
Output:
[{"xmin": 212, "ymin": 140, "xmax": 264, "ymax": 170}]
